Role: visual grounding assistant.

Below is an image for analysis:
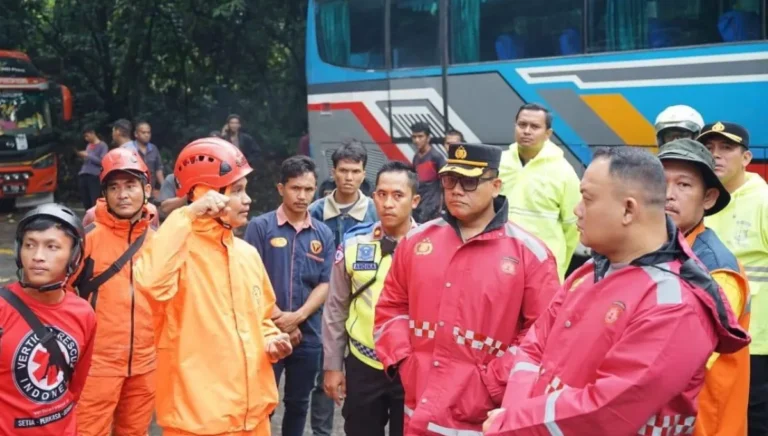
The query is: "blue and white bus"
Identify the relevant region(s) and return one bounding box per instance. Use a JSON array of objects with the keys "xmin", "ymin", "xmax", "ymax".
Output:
[{"xmin": 306, "ymin": 0, "xmax": 768, "ymax": 182}]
